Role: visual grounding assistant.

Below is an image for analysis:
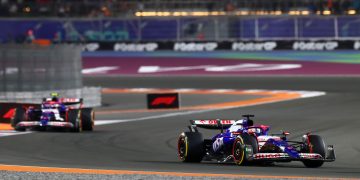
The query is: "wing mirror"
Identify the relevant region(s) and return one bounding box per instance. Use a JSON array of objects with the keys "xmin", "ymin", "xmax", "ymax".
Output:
[
  {"xmin": 283, "ymin": 131, "xmax": 290, "ymax": 135},
  {"xmin": 280, "ymin": 130, "xmax": 290, "ymax": 140}
]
